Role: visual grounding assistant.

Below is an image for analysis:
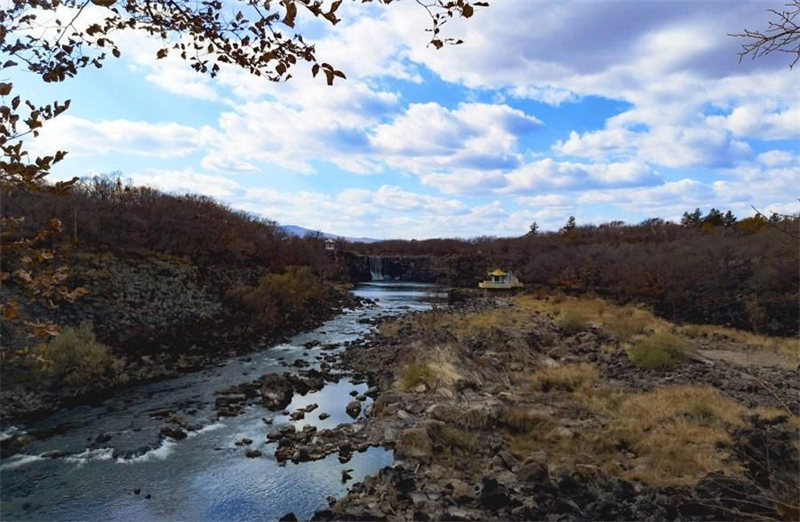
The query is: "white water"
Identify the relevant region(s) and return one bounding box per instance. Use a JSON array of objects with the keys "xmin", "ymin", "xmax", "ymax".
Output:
[
  {"xmin": 117, "ymin": 440, "xmax": 176, "ymax": 464},
  {"xmin": 1, "ymin": 282, "xmax": 444, "ymax": 521},
  {"xmin": 0, "ymin": 454, "xmax": 45, "ymax": 471},
  {"xmin": 368, "ymin": 256, "xmax": 398, "ymax": 281}
]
